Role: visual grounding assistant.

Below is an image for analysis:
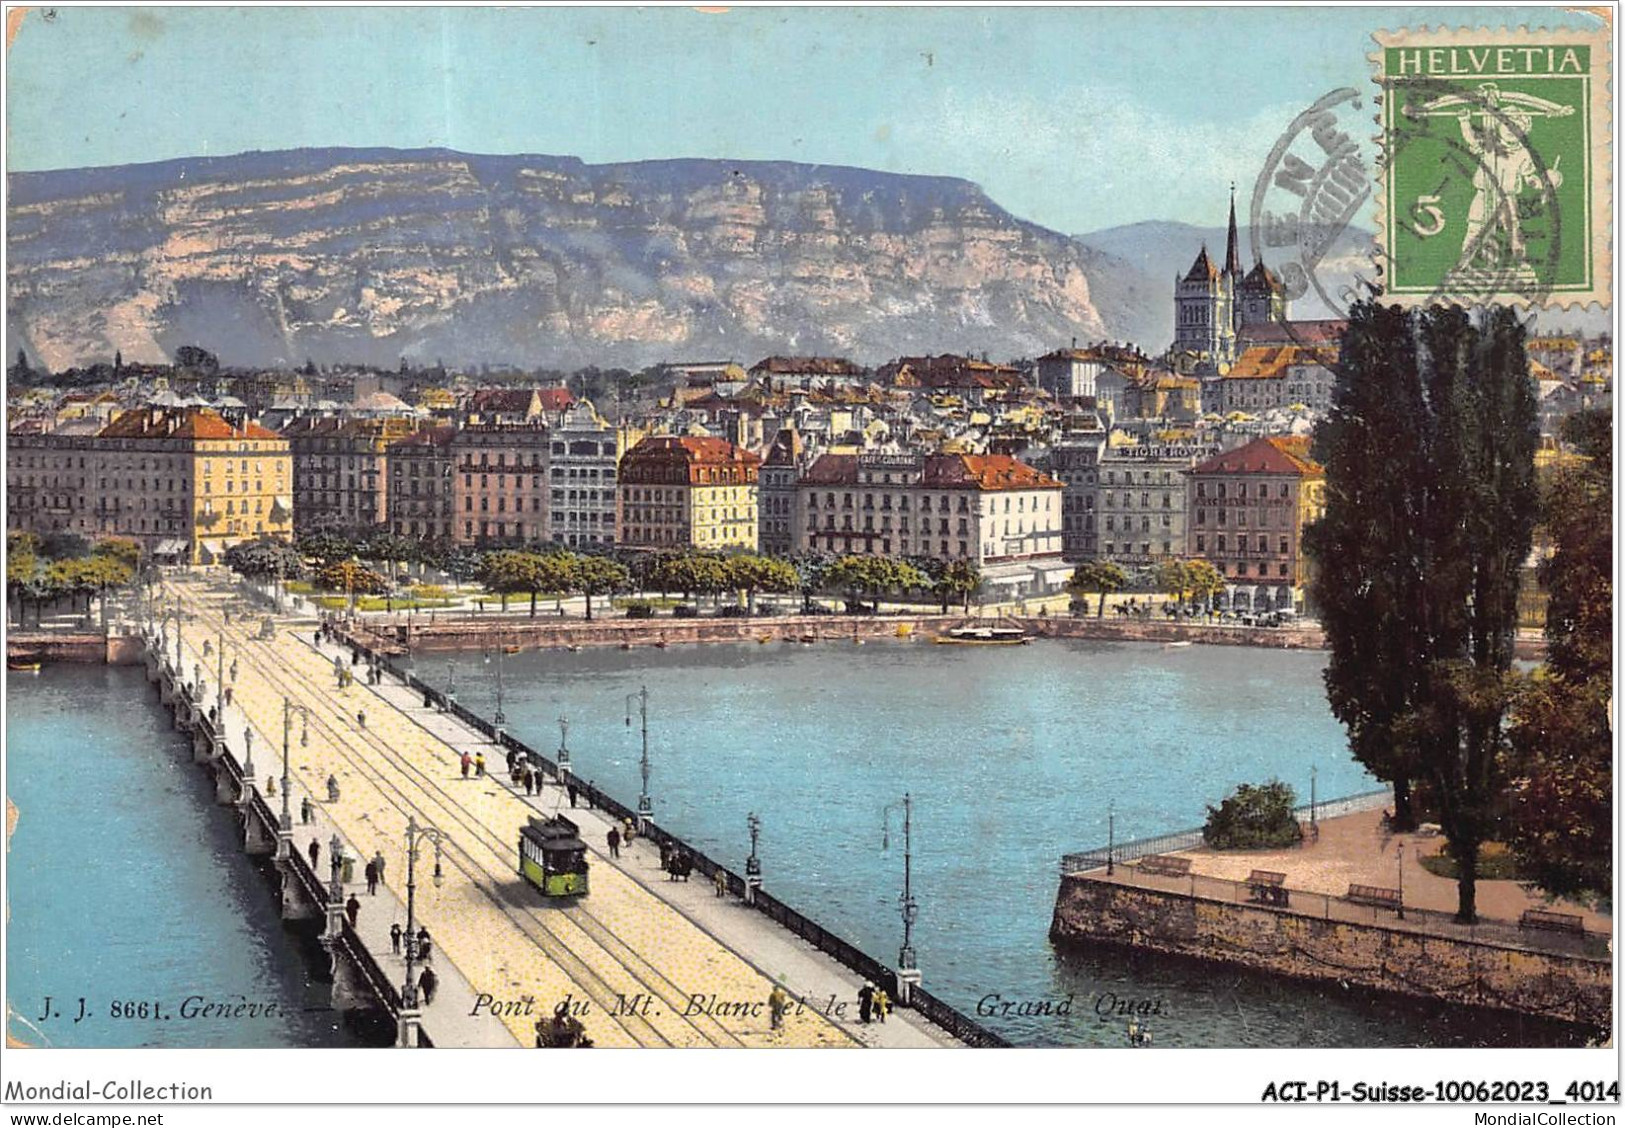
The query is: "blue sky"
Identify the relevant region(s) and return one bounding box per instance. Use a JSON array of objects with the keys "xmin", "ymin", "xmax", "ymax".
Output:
[{"xmin": 5, "ymin": 5, "xmax": 1605, "ymax": 233}]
